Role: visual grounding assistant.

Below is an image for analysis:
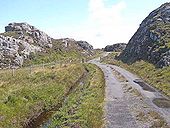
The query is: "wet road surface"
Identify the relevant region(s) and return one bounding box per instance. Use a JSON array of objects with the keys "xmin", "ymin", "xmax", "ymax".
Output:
[{"xmin": 89, "ymin": 56, "xmax": 170, "ymax": 128}]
